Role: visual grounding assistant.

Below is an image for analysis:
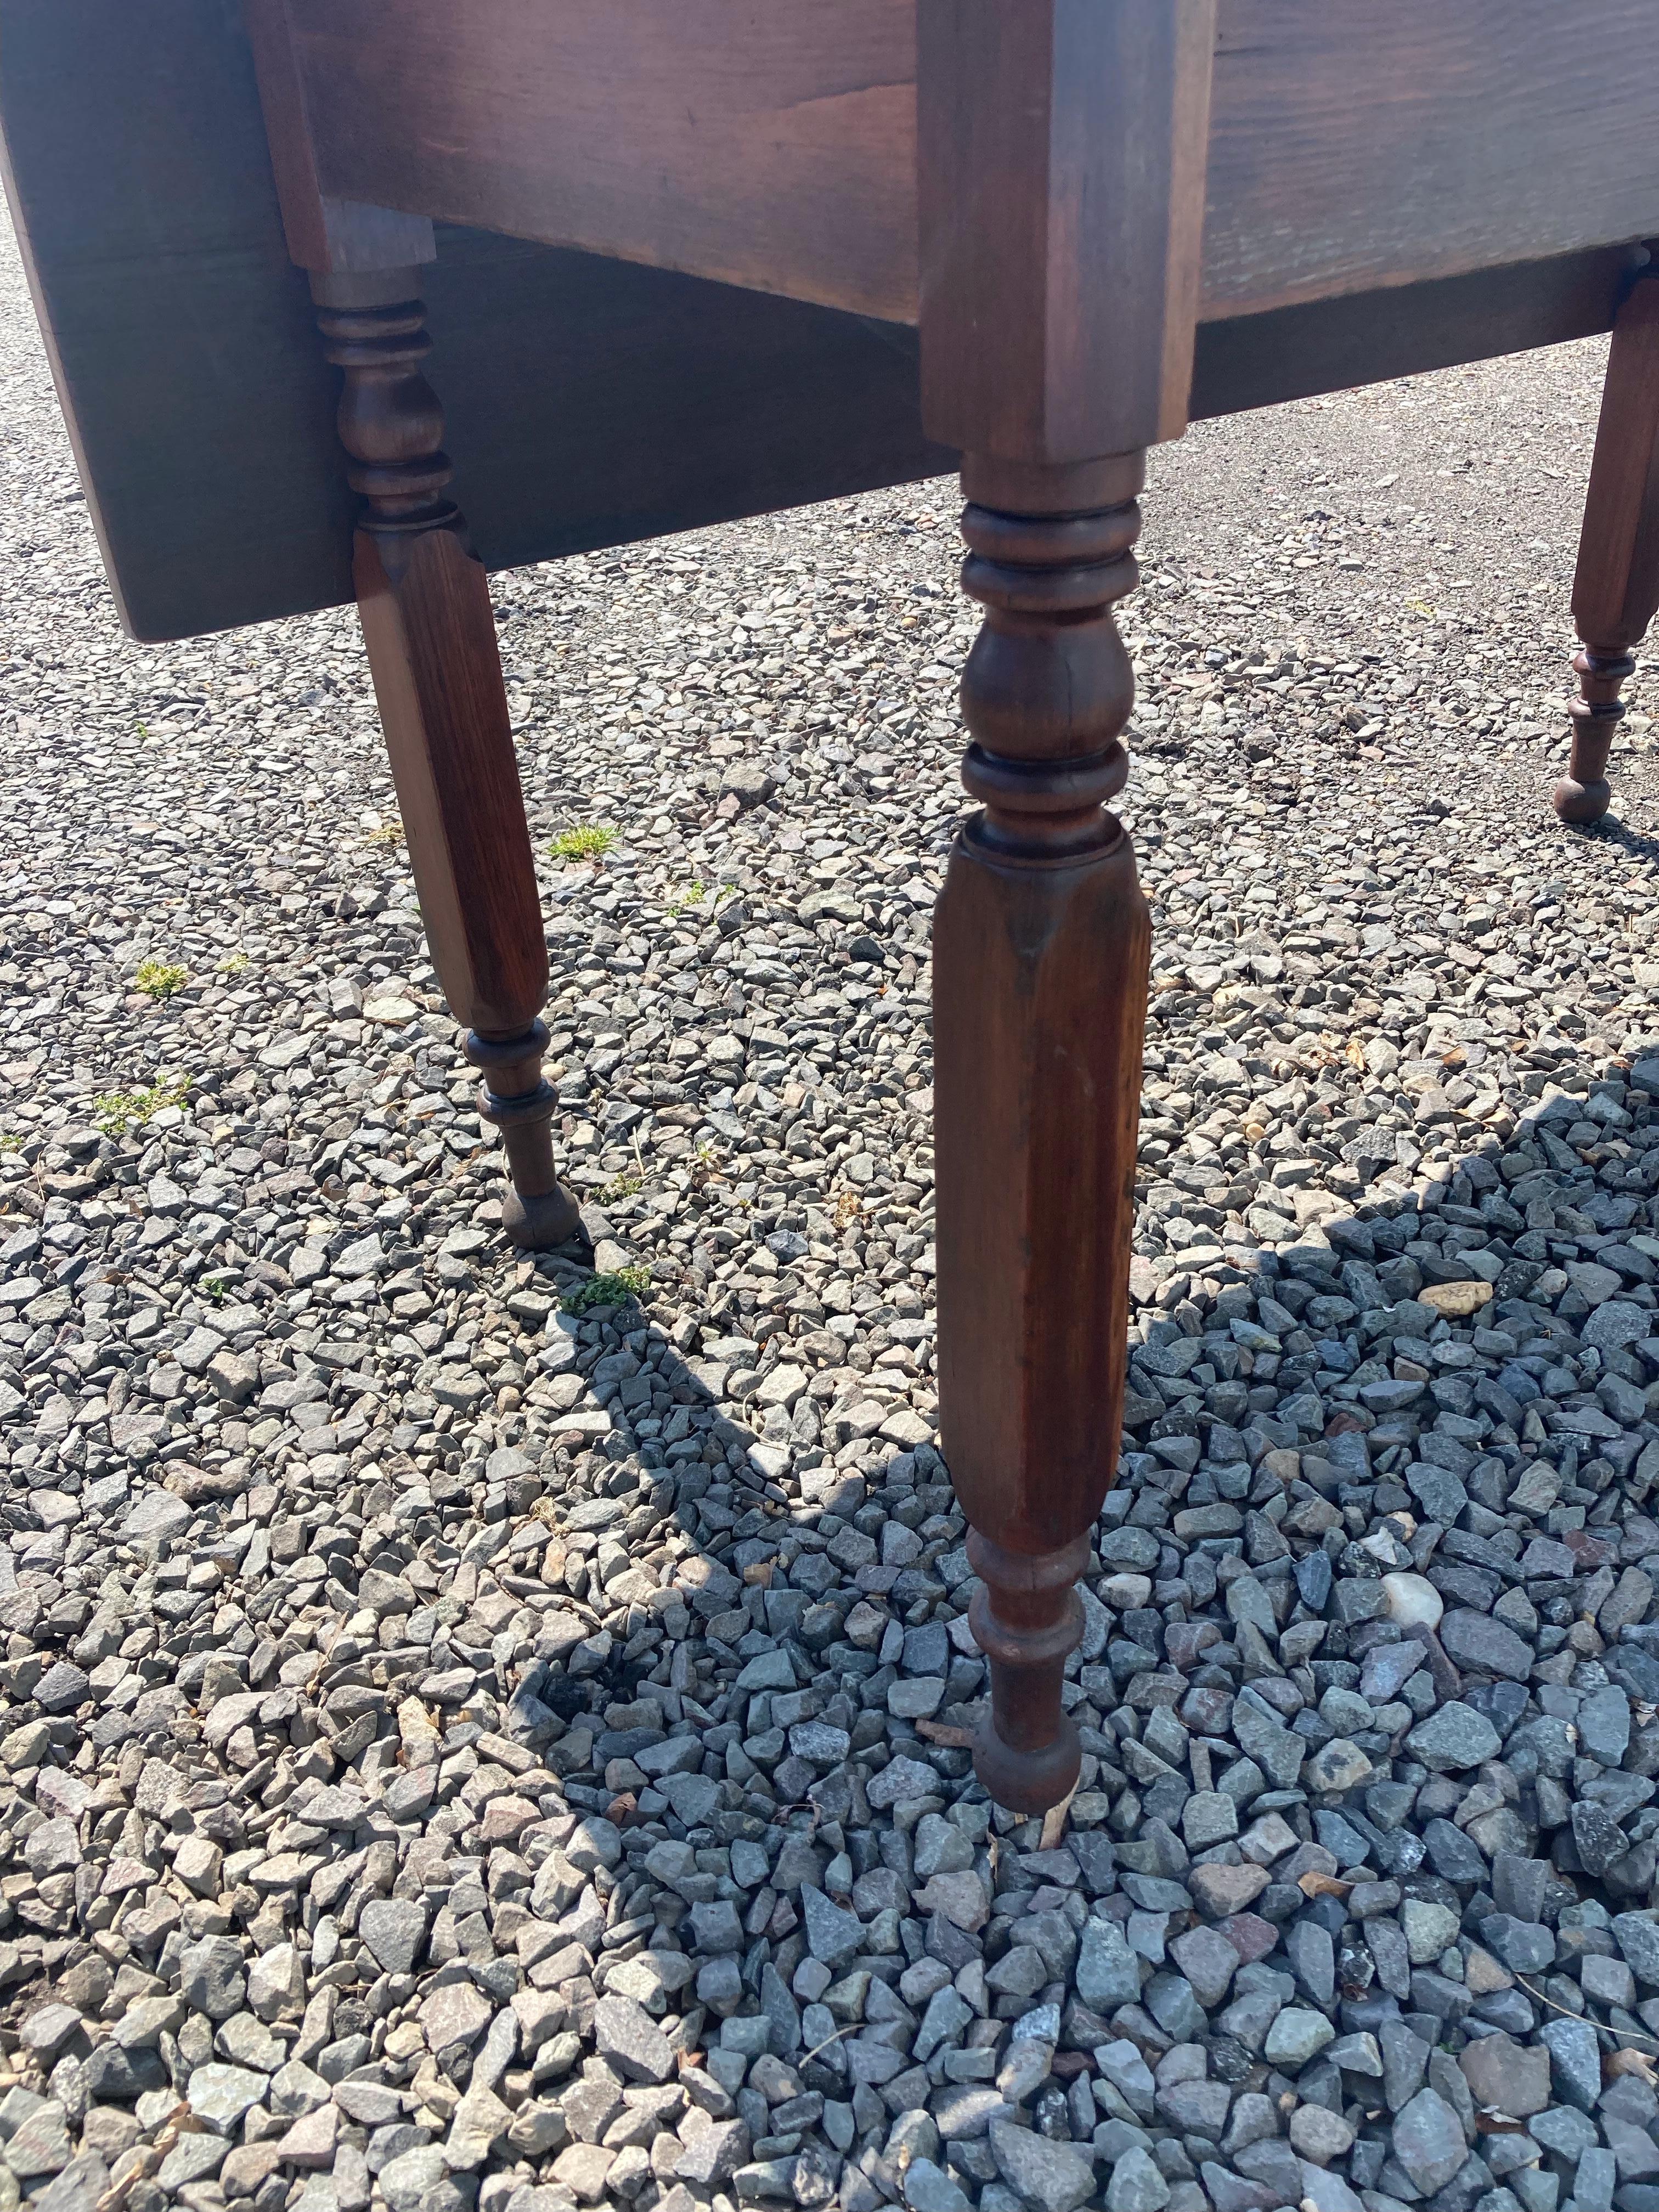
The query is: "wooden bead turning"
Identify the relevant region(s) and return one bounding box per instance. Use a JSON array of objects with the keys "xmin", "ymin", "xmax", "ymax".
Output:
[
  {"xmin": 316, "ymin": 282, "xmax": 579, "ymax": 1248},
  {"xmin": 934, "ymin": 452, "xmax": 1152, "ymax": 1815},
  {"xmin": 1558, "ymin": 645, "xmax": 1635, "ymax": 825}
]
